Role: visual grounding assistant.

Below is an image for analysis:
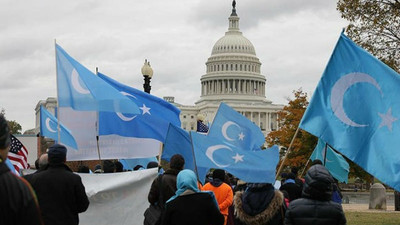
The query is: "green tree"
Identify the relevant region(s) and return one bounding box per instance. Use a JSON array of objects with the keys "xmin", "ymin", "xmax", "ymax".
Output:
[
  {"xmin": 266, "ymin": 89, "xmax": 317, "ymax": 170},
  {"xmin": 0, "ymin": 108, "xmax": 22, "ymax": 134},
  {"xmin": 337, "ymin": 0, "xmax": 400, "ymax": 72}
]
